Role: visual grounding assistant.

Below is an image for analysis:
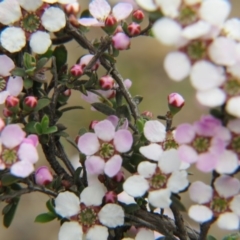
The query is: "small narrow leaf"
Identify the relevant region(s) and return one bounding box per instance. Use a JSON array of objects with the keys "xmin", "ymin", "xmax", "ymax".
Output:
[
  {"xmin": 43, "ymin": 126, "xmax": 58, "ymax": 134},
  {"xmin": 35, "ymin": 212, "xmax": 56, "ymax": 223},
  {"xmin": 92, "ymin": 102, "xmax": 116, "ymax": 116},
  {"xmin": 46, "ymin": 199, "xmax": 55, "ymax": 213},
  {"xmin": 36, "ymin": 57, "xmax": 49, "ymax": 70},
  {"xmin": 3, "ymin": 198, "xmax": 20, "ymax": 228},
  {"xmin": 41, "ymin": 115, "xmax": 49, "ymax": 131},
  {"xmin": 60, "ymin": 106, "xmax": 84, "ymax": 112},
  {"xmin": 24, "ymin": 78, "xmax": 33, "ymax": 89},
  {"xmin": 1, "ymin": 174, "xmax": 21, "ymax": 186},
  {"xmin": 11, "ymin": 67, "xmax": 26, "ymax": 77},
  {"xmin": 207, "ymin": 236, "xmax": 217, "ymax": 240},
  {"xmin": 123, "ymin": 203, "xmax": 140, "ymax": 213},
  {"xmin": 116, "ymin": 105, "xmax": 131, "ymax": 120},
  {"xmin": 34, "ymin": 98, "xmax": 51, "ymax": 112},
  {"xmin": 53, "ymin": 45, "xmax": 67, "ymax": 71}
]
